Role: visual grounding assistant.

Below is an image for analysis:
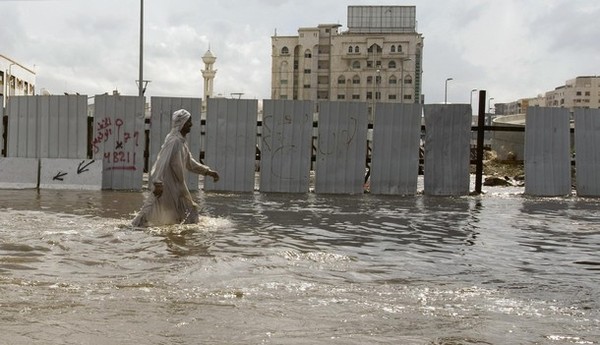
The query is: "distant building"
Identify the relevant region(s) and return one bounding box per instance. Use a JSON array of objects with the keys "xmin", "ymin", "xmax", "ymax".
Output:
[
  {"xmin": 0, "ymin": 55, "xmax": 36, "ymax": 106},
  {"xmin": 496, "ymin": 76, "xmax": 600, "ymax": 115},
  {"xmin": 545, "ymin": 76, "xmax": 600, "ymax": 110},
  {"xmin": 271, "ymin": 5, "xmax": 424, "ymax": 117},
  {"xmin": 201, "ymin": 49, "xmax": 217, "ymax": 110}
]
